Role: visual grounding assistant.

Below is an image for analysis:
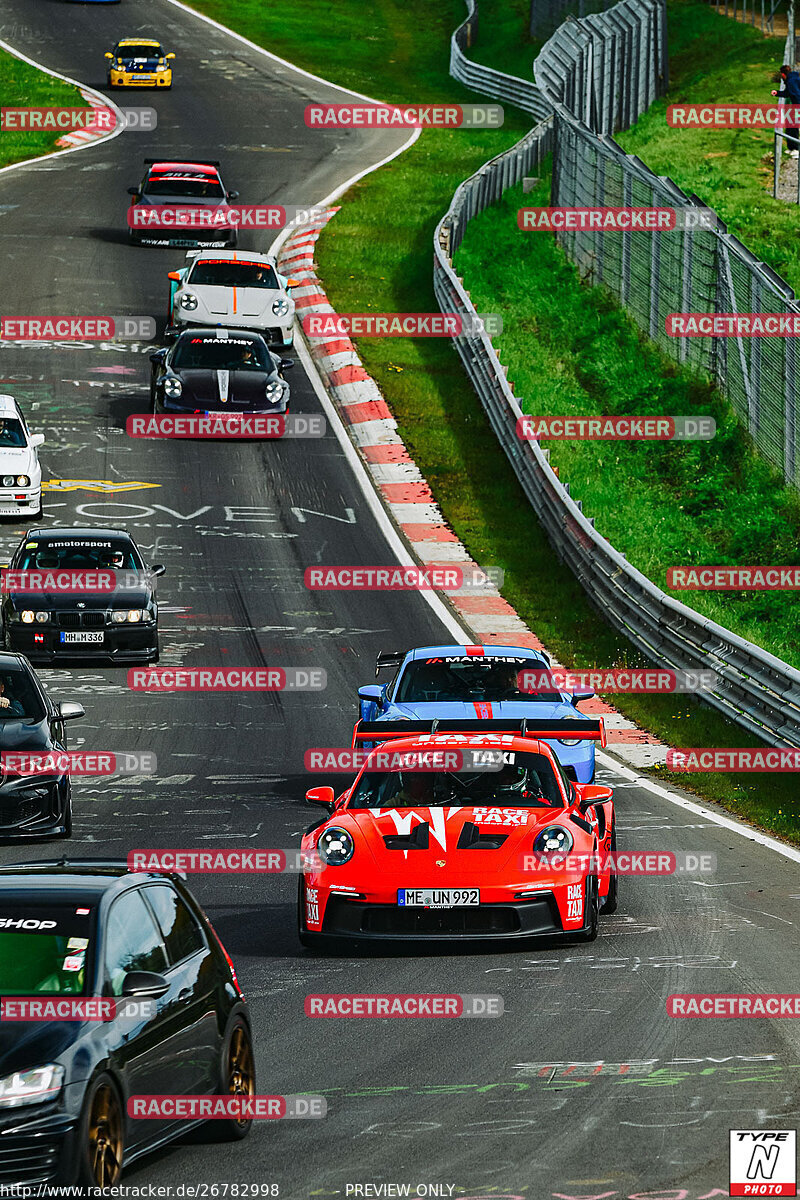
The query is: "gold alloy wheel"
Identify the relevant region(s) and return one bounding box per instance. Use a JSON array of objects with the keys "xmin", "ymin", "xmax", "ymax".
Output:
[
  {"xmin": 88, "ymin": 1081, "xmax": 124, "ymax": 1186},
  {"xmin": 227, "ymin": 1024, "xmax": 255, "ymax": 1123}
]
